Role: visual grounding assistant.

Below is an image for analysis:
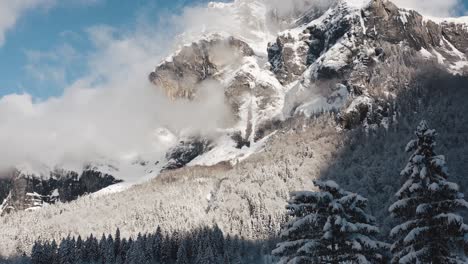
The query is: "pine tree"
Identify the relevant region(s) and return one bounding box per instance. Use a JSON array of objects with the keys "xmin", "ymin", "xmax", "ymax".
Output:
[
  {"xmin": 49, "ymin": 240, "xmax": 58, "ymax": 264},
  {"xmin": 389, "ymin": 121, "xmax": 468, "ymax": 263},
  {"xmin": 31, "ymin": 241, "xmax": 45, "ymax": 264},
  {"xmin": 196, "ymin": 244, "xmax": 217, "ymax": 264},
  {"xmin": 161, "ymin": 234, "xmax": 172, "ymax": 263},
  {"xmin": 88, "ymin": 235, "xmax": 100, "ymax": 263},
  {"xmin": 82, "ymin": 236, "xmax": 93, "ymax": 263},
  {"xmin": 124, "ymin": 241, "xmax": 138, "ymax": 264},
  {"xmin": 58, "ymin": 236, "xmax": 75, "ymax": 264},
  {"xmin": 273, "ymin": 180, "xmax": 387, "ymax": 264},
  {"xmin": 211, "ymin": 225, "xmax": 225, "ymax": 256},
  {"xmin": 75, "ymin": 236, "xmax": 84, "ymax": 264},
  {"xmin": 114, "ymin": 228, "xmax": 121, "ymax": 258},
  {"xmin": 124, "ymin": 234, "xmax": 151, "ymax": 264},
  {"xmin": 176, "ymin": 240, "xmax": 190, "ymax": 264},
  {"xmin": 117, "ymin": 238, "xmax": 128, "ymax": 264},
  {"xmin": 152, "ymin": 226, "xmax": 163, "ymax": 262},
  {"xmin": 105, "ymin": 234, "xmax": 116, "ymax": 264}
]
